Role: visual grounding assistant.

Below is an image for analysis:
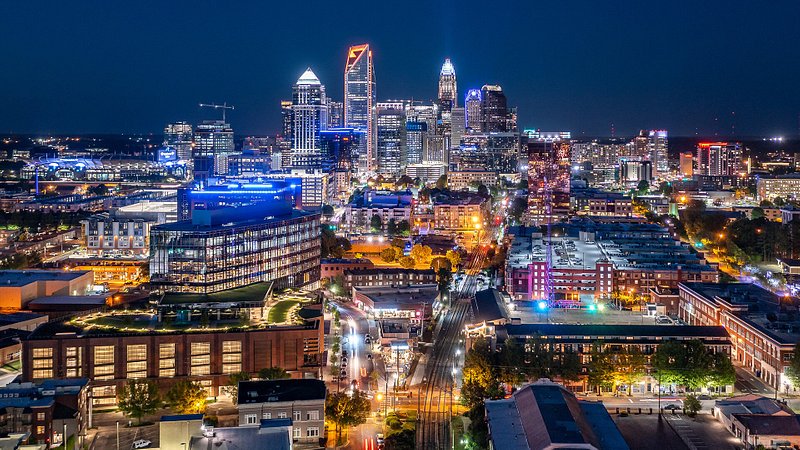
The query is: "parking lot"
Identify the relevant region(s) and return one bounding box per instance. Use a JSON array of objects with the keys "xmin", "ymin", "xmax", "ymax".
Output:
[{"xmin": 90, "ymin": 423, "xmax": 159, "ymax": 450}]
